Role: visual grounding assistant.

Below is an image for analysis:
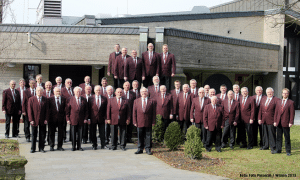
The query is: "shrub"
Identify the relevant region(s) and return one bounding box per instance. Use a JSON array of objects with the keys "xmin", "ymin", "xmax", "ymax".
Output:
[
  {"xmin": 152, "ymin": 115, "xmax": 165, "ymax": 143},
  {"xmin": 184, "ymin": 125, "xmax": 203, "ymax": 159},
  {"xmin": 164, "ymin": 121, "xmax": 183, "ymax": 150}
]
